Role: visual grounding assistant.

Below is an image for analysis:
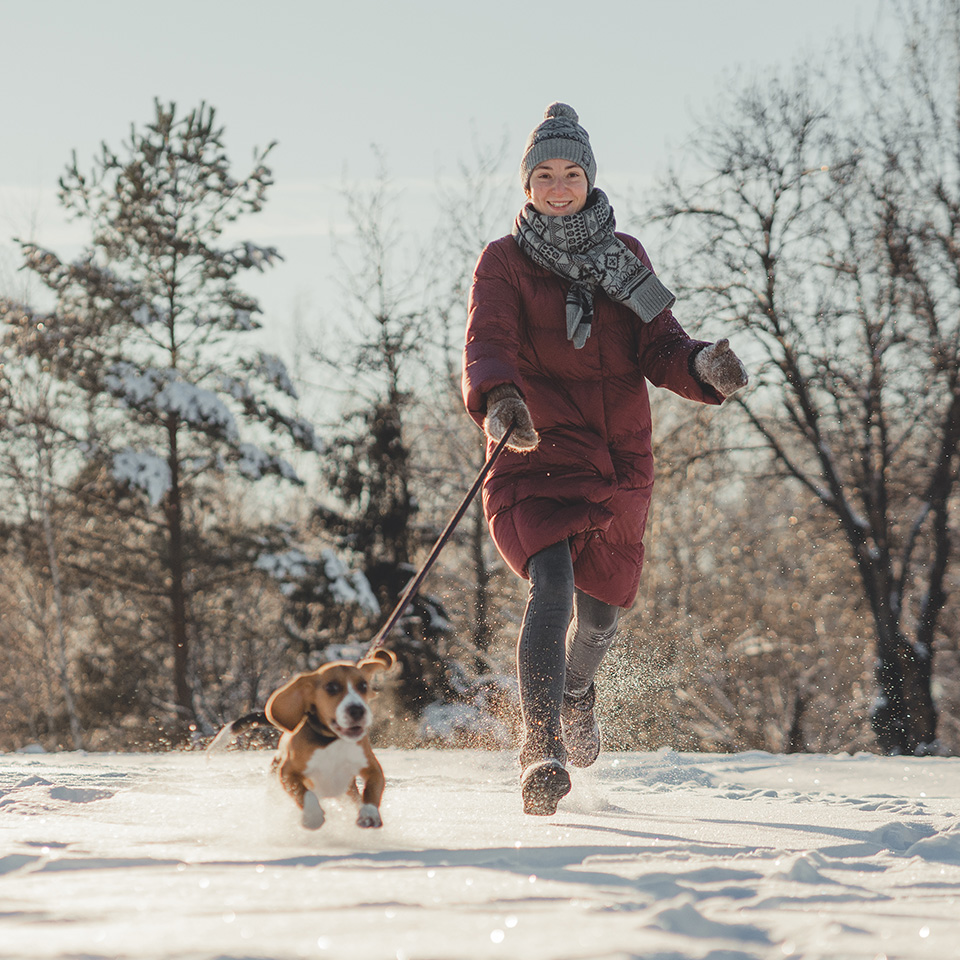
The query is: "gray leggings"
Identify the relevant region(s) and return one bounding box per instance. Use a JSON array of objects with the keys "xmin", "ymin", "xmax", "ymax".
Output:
[{"xmin": 517, "ymin": 540, "xmax": 620, "ymax": 764}]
